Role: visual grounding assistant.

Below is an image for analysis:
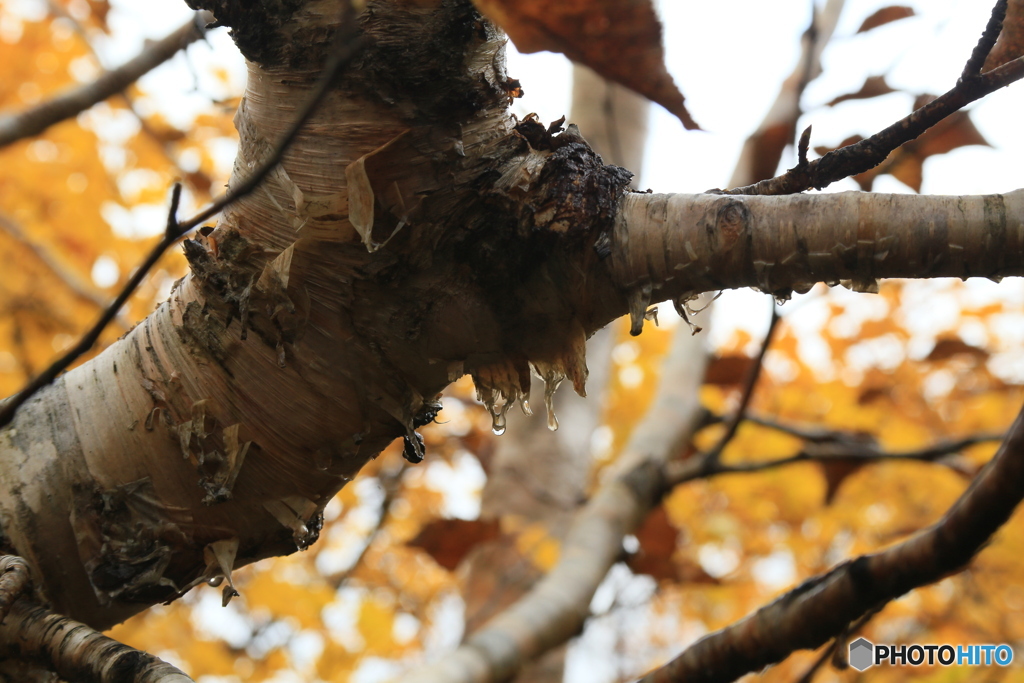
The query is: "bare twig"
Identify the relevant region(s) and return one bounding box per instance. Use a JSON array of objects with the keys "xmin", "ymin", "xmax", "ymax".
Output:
[
  {"xmin": 0, "ymin": 13, "xmax": 212, "ymax": 149},
  {"xmin": 793, "ymin": 610, "xmax": 878, "ymax": 683},
  {"xmin": 0, "ymin": 556, "xmax": 31, "ymax": 624},
  {"xmin": 725, "ymin": 1, "xmax": 1023, "ymax": 196},
  {"xmin": 666, "ymin": 430, "xmax": 1001, "ymax": 486},
  {"xmin": 639, "ymin": 401, "xmax": 1024, "ymax": 683},
  {"xmin": 0, "ymin": 600, "xmax": 194, "ymax": 682},
  {"xmin": 0, "ymin": 8, "xmax": 366, "ymax": 429},
  {"xmin": 963, "ymin": 0, "xmax": 1009, "ymax": 79},
  {"xmin": 697, "ymin": 304, "xmax": 779, "ymax": 470}
]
